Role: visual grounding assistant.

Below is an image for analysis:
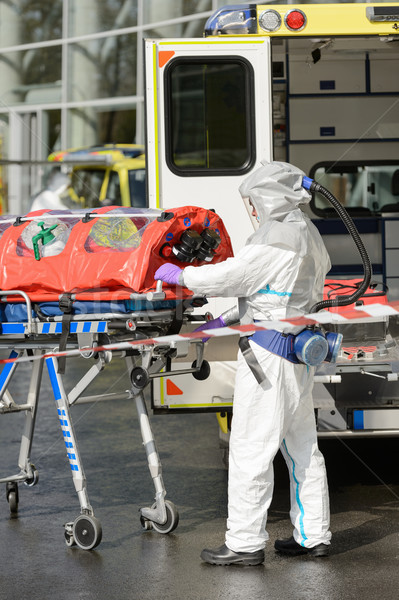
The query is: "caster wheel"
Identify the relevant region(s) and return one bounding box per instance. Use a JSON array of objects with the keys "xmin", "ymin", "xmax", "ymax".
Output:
[
  {"xmin": 192, "ymin": 359, "xmax": 211, "ymax": 381},
  {"xmin": 73, "ymin": 514, "xmax": 102, "ymax": 550},
  {"xmin": 24, "ymin": 465, "xmax": 39, "ymax": 487},
  {"xmin": 64, "ymin": 531, "xmax": 76, "ymax": 547},
  {"xmin": 8, "ymin": 491, "xmax": 18, "ymax": 514},
  {"xmin": 131, "ymin": 366, "xmax": 150, "ymax": 389},
  {"xmin": 6, "ymin": 482, "xmax": 19, "ymax": 514},
  {"xmin": 151, "ymin": 500, "xmax": 179, "ymax": 534},
  {"xmin": 140, "ymin": 515, "xmax": 153, "ymax": 531}
]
